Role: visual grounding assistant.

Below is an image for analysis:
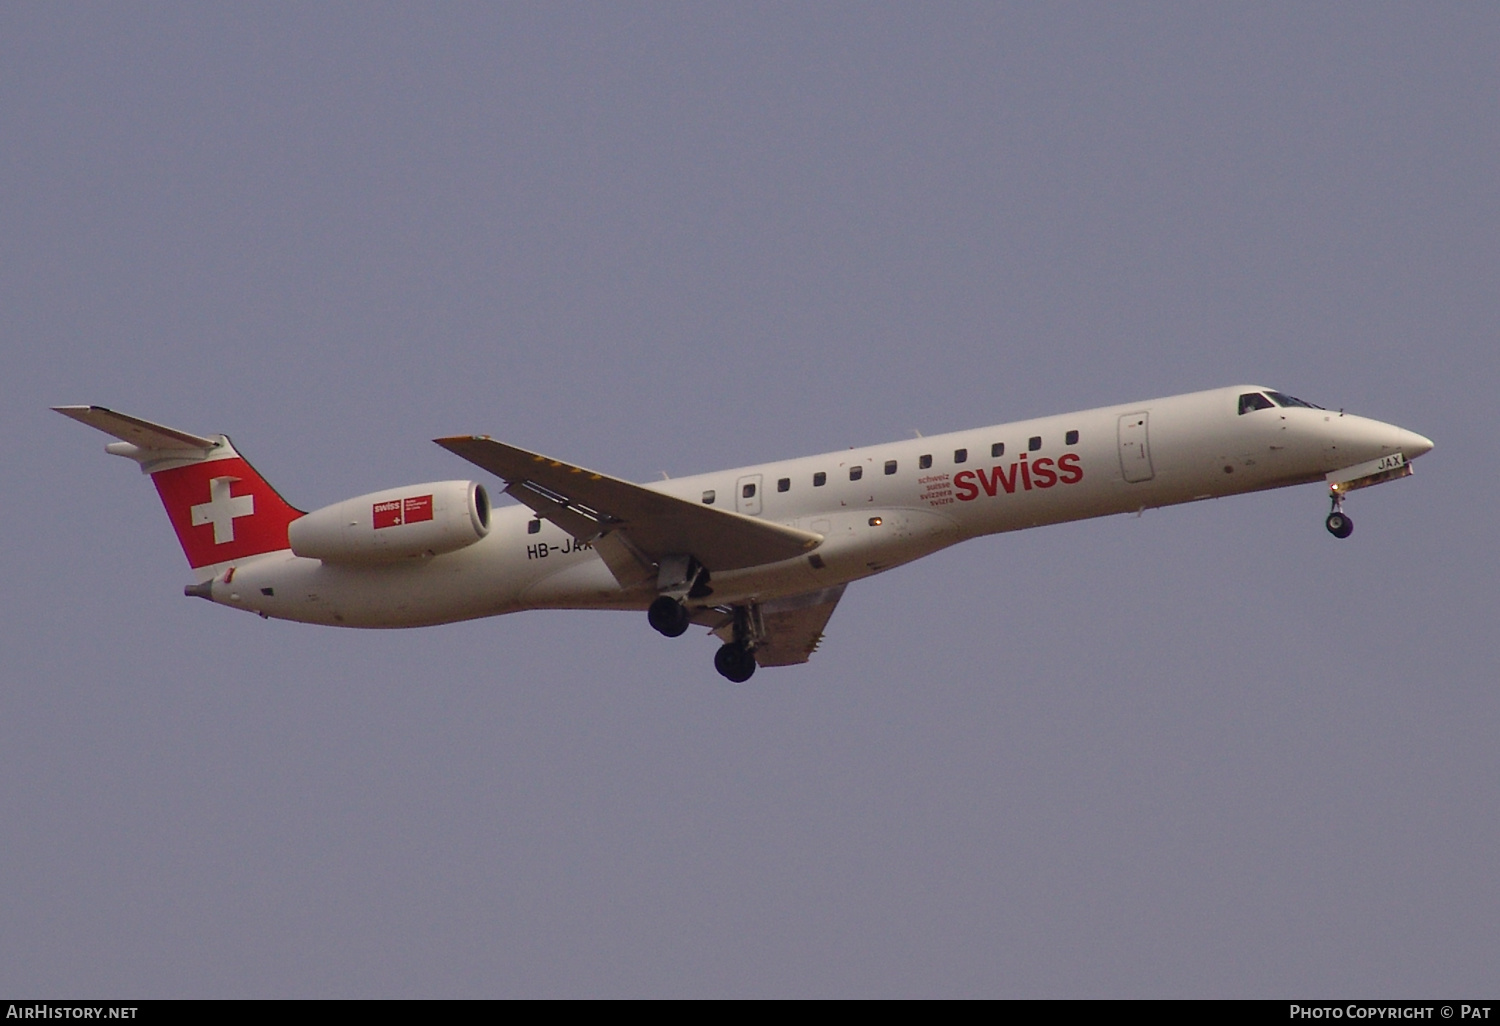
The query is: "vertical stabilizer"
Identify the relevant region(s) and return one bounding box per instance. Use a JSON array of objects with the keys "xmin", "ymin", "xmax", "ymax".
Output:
[{"xmin": 54, "ymin": 406, "xmax": 303, "ymax": 575}]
